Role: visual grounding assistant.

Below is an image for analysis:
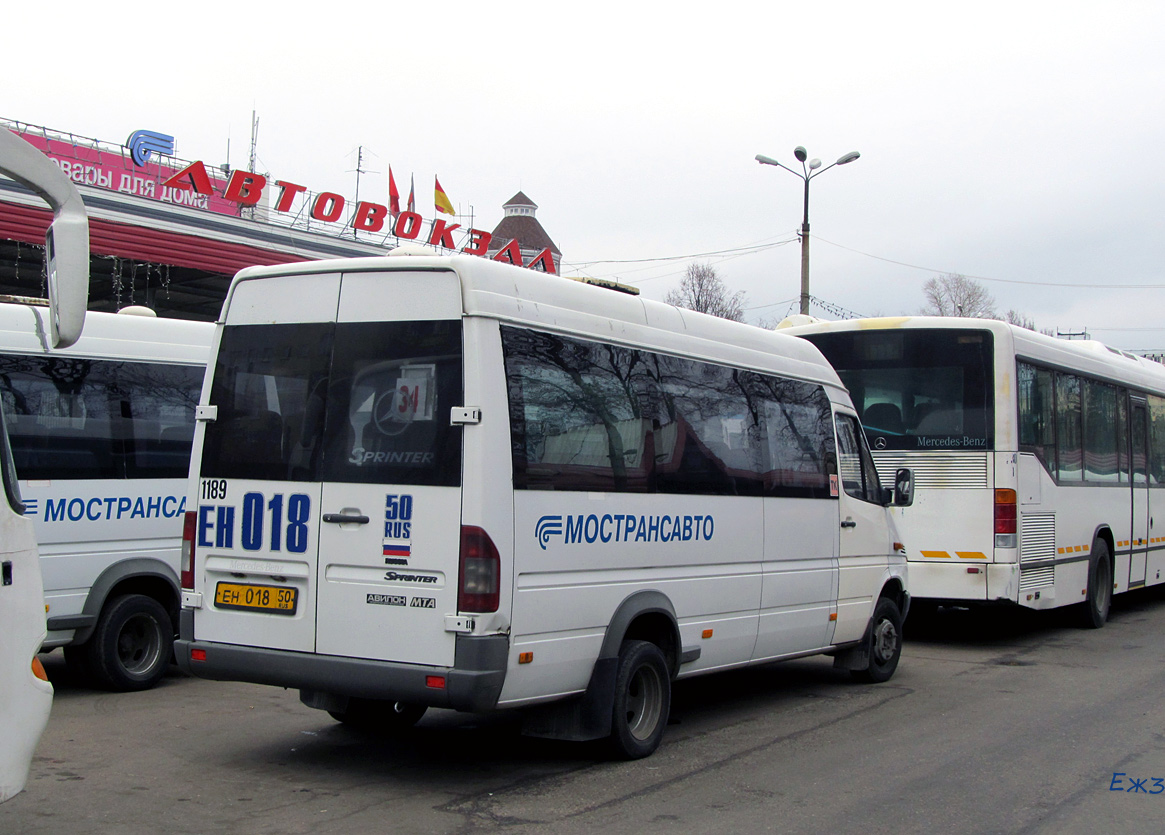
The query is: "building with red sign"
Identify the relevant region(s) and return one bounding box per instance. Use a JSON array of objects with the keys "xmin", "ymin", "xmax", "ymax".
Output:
[{"xmin": 0, "ymin": 120, "xmax": 561, "ymax": 321}]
